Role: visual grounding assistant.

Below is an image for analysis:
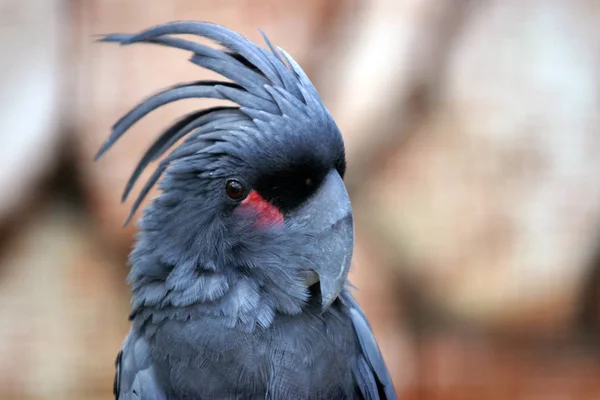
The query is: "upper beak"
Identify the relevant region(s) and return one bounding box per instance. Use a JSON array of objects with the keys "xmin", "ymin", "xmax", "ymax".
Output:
[{"xmin": 287, "ymin": 169, "xmax": 354, "ymax": 309}]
